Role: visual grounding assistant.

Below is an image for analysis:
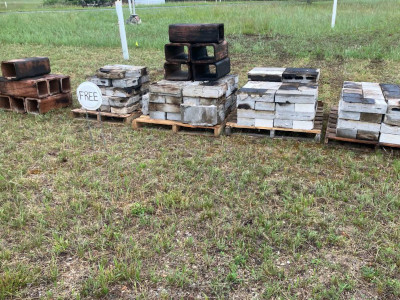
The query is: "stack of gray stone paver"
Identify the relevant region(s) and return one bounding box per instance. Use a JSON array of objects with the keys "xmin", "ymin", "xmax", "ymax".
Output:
[
  {"xmin": 237, "ymin": 67, "xmax": 320, "ymax": 130},
  {"xmin": 379, "ymin": 83, "xmax": 400, "ymax": 145},
  {"xmin": 146, "ymin": 74, "xmax": 238, "ymax": 126},
  {"xmin": 337, "ymin": 82, "xmax": 387, "ymax": 141},
  {"xmin": 88, "ymin": 65, "xmax": 149, "ymax": 114}
]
